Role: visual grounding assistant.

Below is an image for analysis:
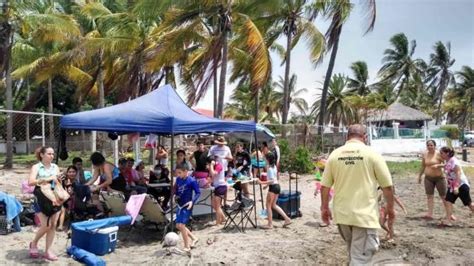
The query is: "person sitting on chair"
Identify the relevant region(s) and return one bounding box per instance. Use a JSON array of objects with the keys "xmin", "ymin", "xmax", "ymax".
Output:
[{"xmin": 148, "ymin": 164, "xmax": 171, "ymax": 210}]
